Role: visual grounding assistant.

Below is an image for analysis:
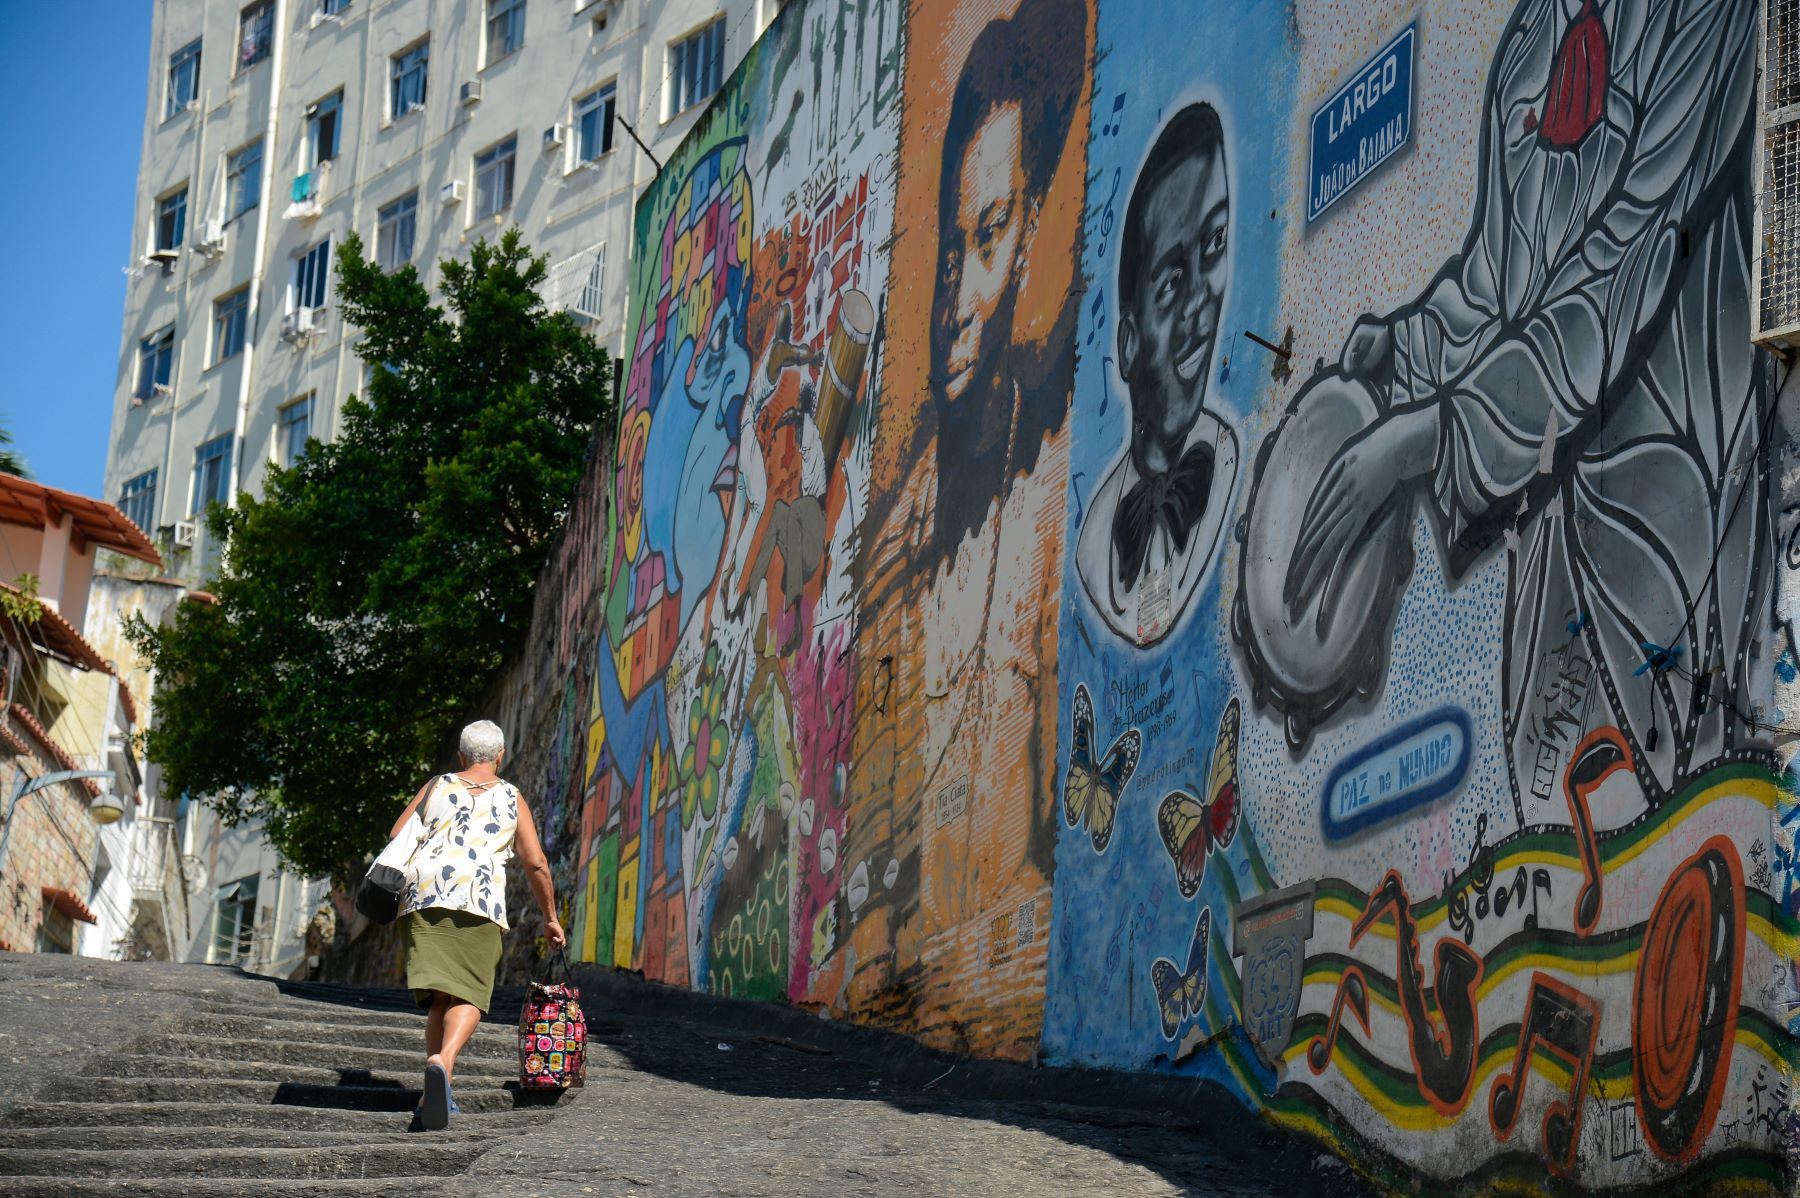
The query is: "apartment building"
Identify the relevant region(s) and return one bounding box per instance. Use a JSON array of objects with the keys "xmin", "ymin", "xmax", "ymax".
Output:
[{"xmin": 103, "ymin": 0, "xmax": 760, "ymax": 973}]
